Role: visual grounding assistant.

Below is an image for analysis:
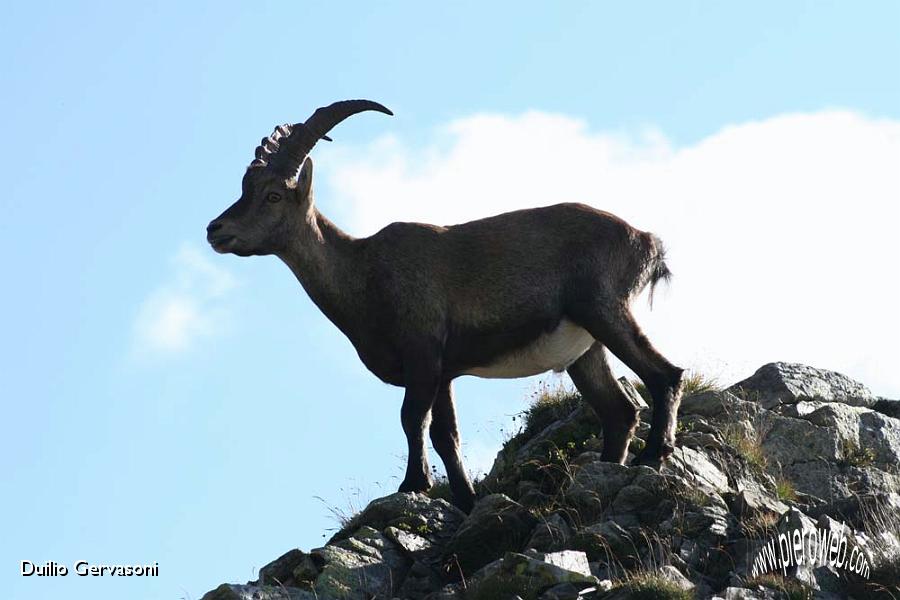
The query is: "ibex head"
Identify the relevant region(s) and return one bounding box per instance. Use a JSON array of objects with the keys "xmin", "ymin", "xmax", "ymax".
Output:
[{"xmin": 207, "ymin": 100, "xmax": 392, "ymax": 256}]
